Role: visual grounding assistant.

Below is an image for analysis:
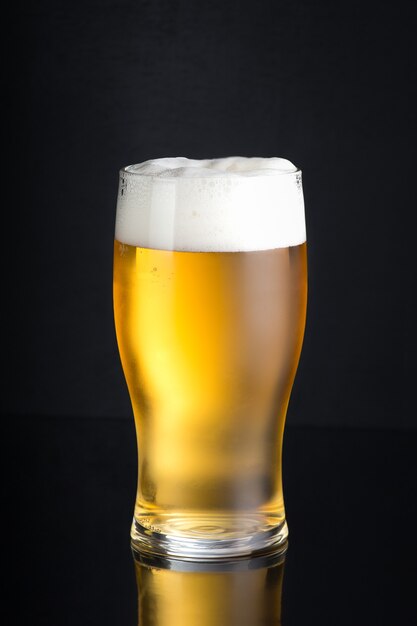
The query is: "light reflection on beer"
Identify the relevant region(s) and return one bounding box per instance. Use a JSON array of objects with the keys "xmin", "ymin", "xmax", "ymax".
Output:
[{"xmin": 133, "ymin": 548, "xmax": 286, "ymax": 626}]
